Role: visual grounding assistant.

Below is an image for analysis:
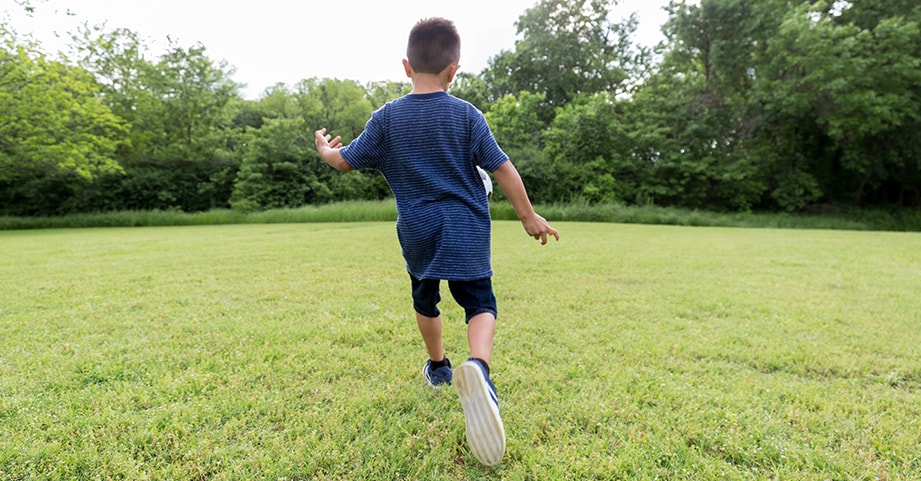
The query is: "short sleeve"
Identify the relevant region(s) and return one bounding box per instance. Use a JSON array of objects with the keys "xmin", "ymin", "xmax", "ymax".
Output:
[
  {"xmin": 341, "ymin": 108, "xmax": 388, "ymax": 170},
  {"xmin": 470, "ymin": 109, "xmax": 508, "ymax": 173}
]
